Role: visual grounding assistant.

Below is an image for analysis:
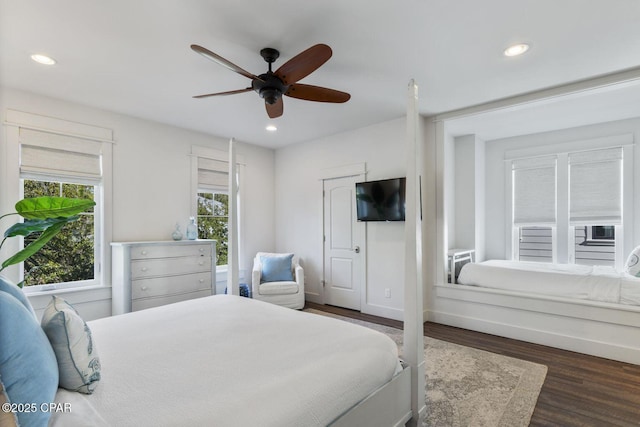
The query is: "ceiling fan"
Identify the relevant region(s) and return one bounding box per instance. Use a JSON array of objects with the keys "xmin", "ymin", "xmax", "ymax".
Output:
[{"xmin": 191, "ymin": 43, "xmax": 350, "ymax": 119}]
